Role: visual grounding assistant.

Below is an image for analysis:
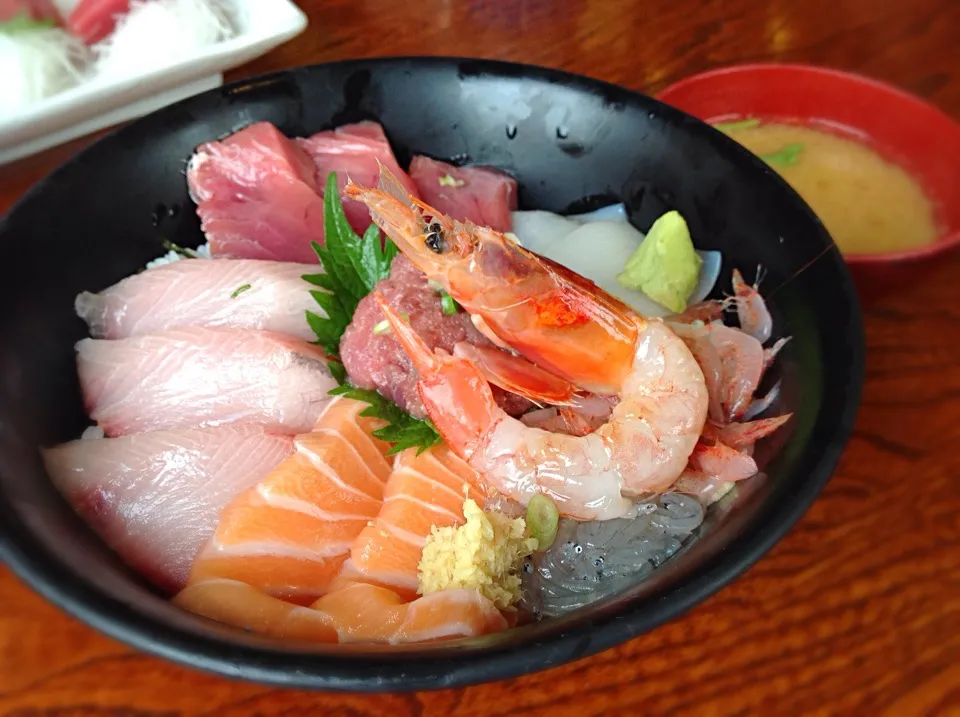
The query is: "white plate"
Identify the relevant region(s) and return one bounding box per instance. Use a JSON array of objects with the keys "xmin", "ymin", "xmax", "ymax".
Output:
[{"xmin": 0, "ymin": 0, "xmax": 308, "ymax": 164}]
